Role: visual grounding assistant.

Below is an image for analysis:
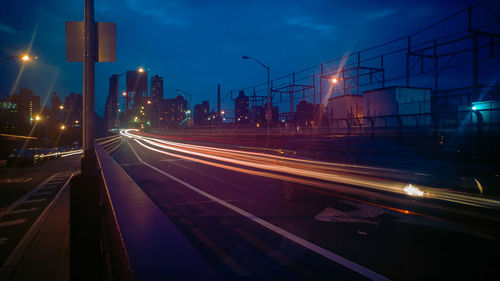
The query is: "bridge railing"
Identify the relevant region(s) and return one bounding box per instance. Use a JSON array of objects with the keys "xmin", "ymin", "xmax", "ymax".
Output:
[{"xmin": 70, "ymin": 134, "xmax": 215, "ymax": 281}]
